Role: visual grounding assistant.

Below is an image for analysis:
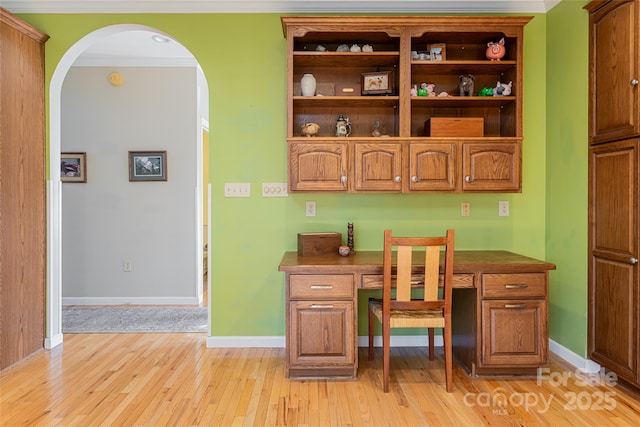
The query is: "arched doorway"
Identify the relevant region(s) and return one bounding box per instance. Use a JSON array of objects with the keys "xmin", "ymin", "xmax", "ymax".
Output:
[{"xmin": 46, "ymin": 25, "xmax": 209, "ymax": 347}]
